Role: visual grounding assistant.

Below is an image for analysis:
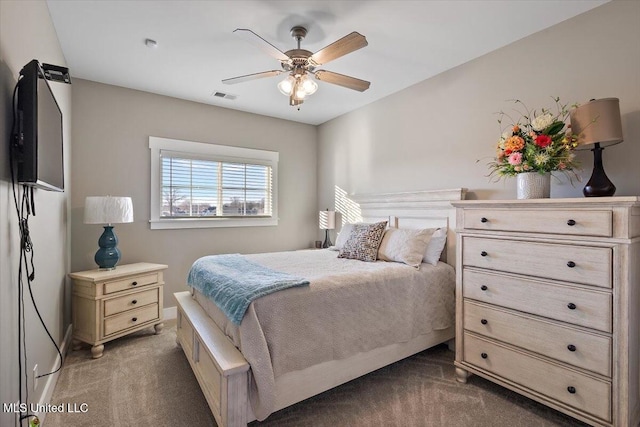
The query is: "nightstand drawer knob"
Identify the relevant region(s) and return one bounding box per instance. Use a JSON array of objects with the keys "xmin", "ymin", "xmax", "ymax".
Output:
[
  {"xmin": 132, "ymin": 317, "xmax": 138, "ymax": 322},
  {"xmin": 132, "ymin": 281, "xmax": 138, "ymax": 286},
  {"xmin": 480, "ymin": 251, "xmax": 488, "ymax": 257},
  {"xmin": 132, "ymin": 300, "xmax": 137, "ymax": 305},
  {"xmin": 567, "ymin": 219, "xmax": 576, "ymax": 226},
  {"xmin": 480, "ymin": 217, "xmax": 488, "ymax": 223},
  {"xmin": 567, "ymin": 303, "xmax": 577, "ymax": 310},
  {"xmin": 481, "ymin": 285, "xmax": 488, "ymax": 291},
  {"xmin": 481, "ymin": 352, "xmax": 488, "ymax": 359},
  {"xmin": 481, "ymin": 319, "xmax": 488, "ymax": 325},
  {"xmin": 567, "ymin": 386, "xmax": 576, "ymax": 394},
  {"xmin": 566, "ymin": 261, "xmax": 576, "ymax": 268},
  {"xmin": 567, "ymin": 344, "xmax": 576, "ymax": 352}
]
